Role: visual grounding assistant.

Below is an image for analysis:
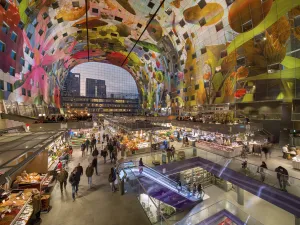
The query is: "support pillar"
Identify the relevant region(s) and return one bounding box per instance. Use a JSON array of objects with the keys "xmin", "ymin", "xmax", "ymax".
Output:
[
  {"xmin": 295, "ymin": 216, "xmax": 300, "ymax": 225},
  {"xmin": 236, "ymin": 186, "xmax": 244, "ymax": 205}
]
